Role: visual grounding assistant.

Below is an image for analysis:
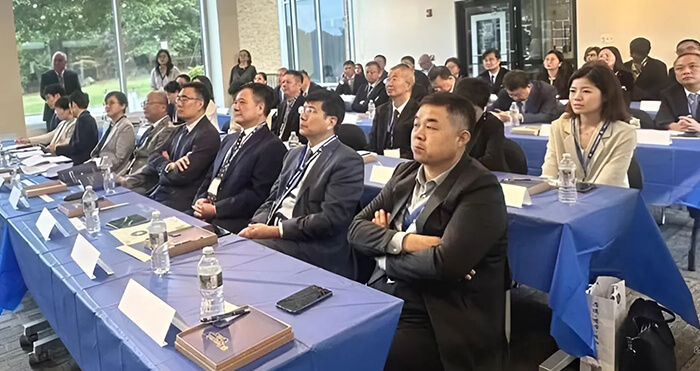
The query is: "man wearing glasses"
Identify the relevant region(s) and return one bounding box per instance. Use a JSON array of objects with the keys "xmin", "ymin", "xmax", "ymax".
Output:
[
  {"xmin": 119, "ymin": 91, "xmax": 176, "ymax": 195},
  {"xmin": 240, "ymin": 89, "xmax": 364, "ymax": 280},
  {"xmin": 148, "ymin": 82, "xmax": 221, "ymax": 211}
]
